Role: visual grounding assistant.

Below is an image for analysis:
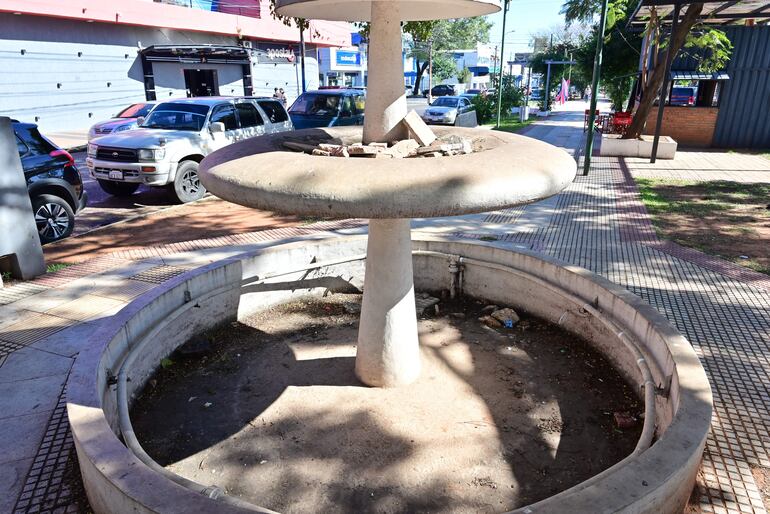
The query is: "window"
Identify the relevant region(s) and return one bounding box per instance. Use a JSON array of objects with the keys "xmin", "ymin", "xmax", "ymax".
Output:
[
  {"xmin": 142, "ymin": 103, "xmax": 209, "ymax": 131},
  {"xmin": 117, "ymin": 103, "xmax": 154, "ymax": 118},
  {"xmin": 353, "ymin": 95, "xmax": 366, "ymax": 114},
  {"xmin": 257, "ymin": 101, "xmax": 288, "ymax": 123},
  {"xmin": 210, "ymin": 104, "xmax": 238, "ymax": 131},
  {"xmin": 461, "ymin": 98, "xmax": 471, "ymax": 108},
  {"xmin": 340, "ymin": 96, "xmax": 354, "ymax": 115},
  {"xmin": 236, "ymin": 103, "xmax": 264, "ymax": 128},
  {"xmin": 15, "ymin": 134, "xmax": 29, "ymax": 156},
  {"xmin": 289, "ymin": 94, "xmax": 341, "ymax": 115},
  {"xmin": 15, "ymin": 127, "xmax": 55, "ymax": 156}
]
